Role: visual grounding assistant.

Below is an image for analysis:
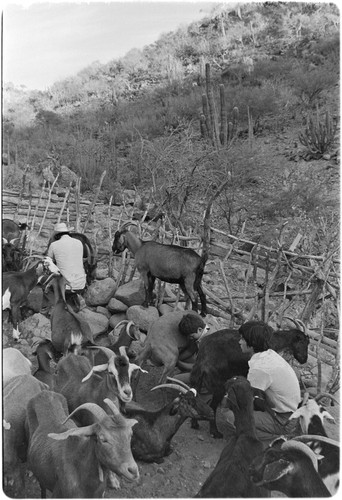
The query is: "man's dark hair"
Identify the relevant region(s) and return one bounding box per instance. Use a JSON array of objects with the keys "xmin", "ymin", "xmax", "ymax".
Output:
[
  {"xmin": 54, "ymin": 231, "xmax": 70, "ymax": 241},
  {"xmin": 239, "ymin": 321, "xmax": 274, "ymax": 353},
  {"xmin": 178, "ymin": 312, "xmax": 205, "ymax": 337}
]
